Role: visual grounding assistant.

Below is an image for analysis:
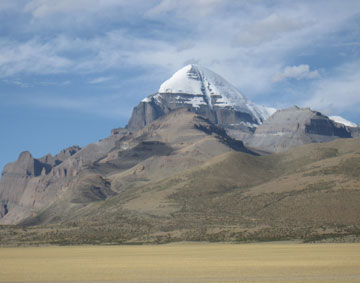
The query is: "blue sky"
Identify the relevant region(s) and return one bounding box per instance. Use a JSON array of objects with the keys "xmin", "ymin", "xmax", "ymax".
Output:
[{"xmin": 1, "ymin": 0, "xmax": 360, "ymax": 172}]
